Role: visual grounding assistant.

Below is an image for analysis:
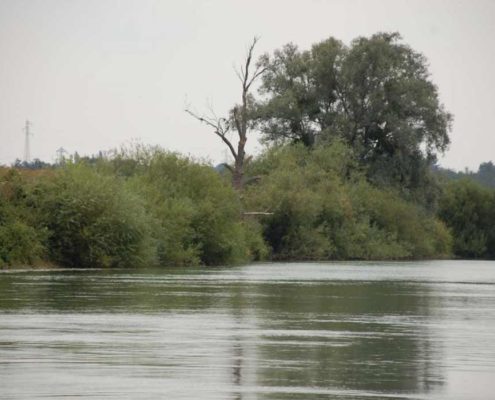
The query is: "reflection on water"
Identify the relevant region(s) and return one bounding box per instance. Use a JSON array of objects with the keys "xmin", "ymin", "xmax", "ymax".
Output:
[{"xmin": 1, "ymin": 261, "xmax": 495, "ymax": 399}]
